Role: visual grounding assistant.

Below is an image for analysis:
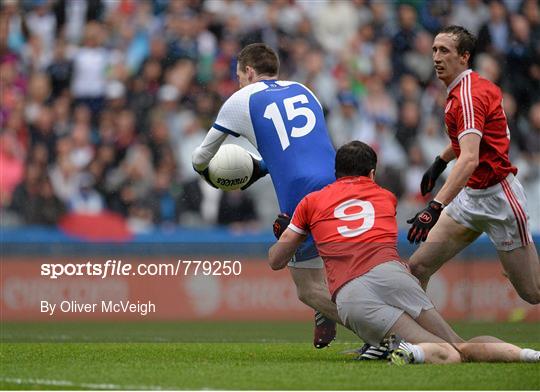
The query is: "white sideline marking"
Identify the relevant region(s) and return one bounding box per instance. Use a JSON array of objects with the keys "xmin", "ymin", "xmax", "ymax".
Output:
[{"xmin": 0, "ymin": 377, "xmax": 164, "ymax": 390}]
